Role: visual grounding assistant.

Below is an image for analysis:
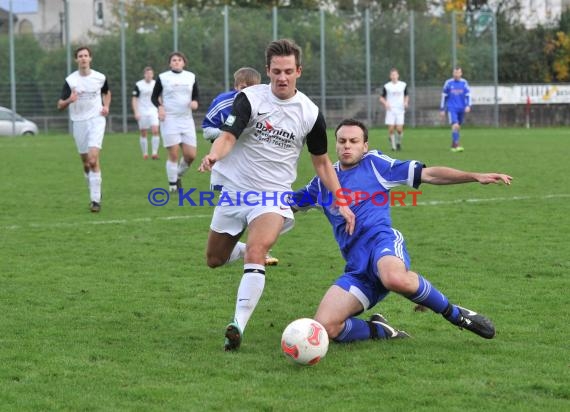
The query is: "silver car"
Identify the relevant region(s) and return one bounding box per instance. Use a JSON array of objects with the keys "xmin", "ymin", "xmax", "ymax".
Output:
[{"xmin": 0, "ymin": 106, "xmax": 39, "ymax": 136}]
